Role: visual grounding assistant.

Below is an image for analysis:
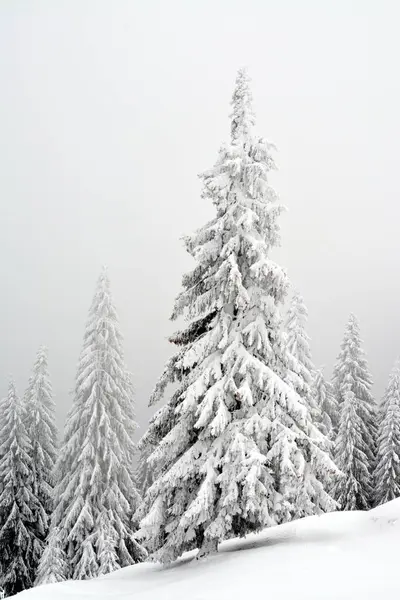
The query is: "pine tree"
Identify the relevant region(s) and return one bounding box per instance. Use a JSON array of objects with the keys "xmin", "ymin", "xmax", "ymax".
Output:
[
  {"xmin": 332, "ymin": 314, "xmax": 376, "ymax": 506},
  {"xmin": 24, "ymin": 347, "xmax": 58, "ymax": 540},
  {"xmin": 38, "ymin": 267, "xmax": 146, "ymax": 583},
  {"xmin": 374, "ymin": 360, "xmax": 400, "ymax": 506},
  {"xmin": 313, "ymin": 368, "xmax": 339, "ymax": 437},
  {"xmin": 333, "ymin": 374, "xmax": 373, "ymax": 510},
  {"xmin": 0, "ymin": 380, "xmax": 44, "ymax": 596},
  {"xmin": 284, "ymin": 291, "xmax": 321, "ymax": 426},
  {"xmin": 136, "ymin": 69, "xmax": 338, "ymax": 564}
]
